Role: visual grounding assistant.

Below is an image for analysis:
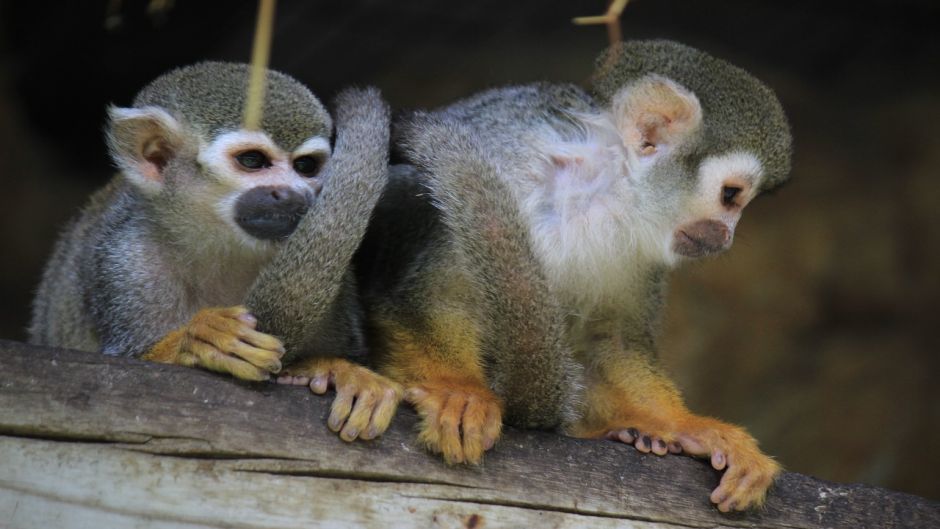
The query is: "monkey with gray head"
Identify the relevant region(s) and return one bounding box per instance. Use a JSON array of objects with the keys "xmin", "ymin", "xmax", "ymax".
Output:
[
  {"xmin": 30, "ymin": 62, "xmax": 401, "ymax": 442},
  {"xmin": 367, "ymin": 40, "xmax": 791, "ymax": 511}
]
